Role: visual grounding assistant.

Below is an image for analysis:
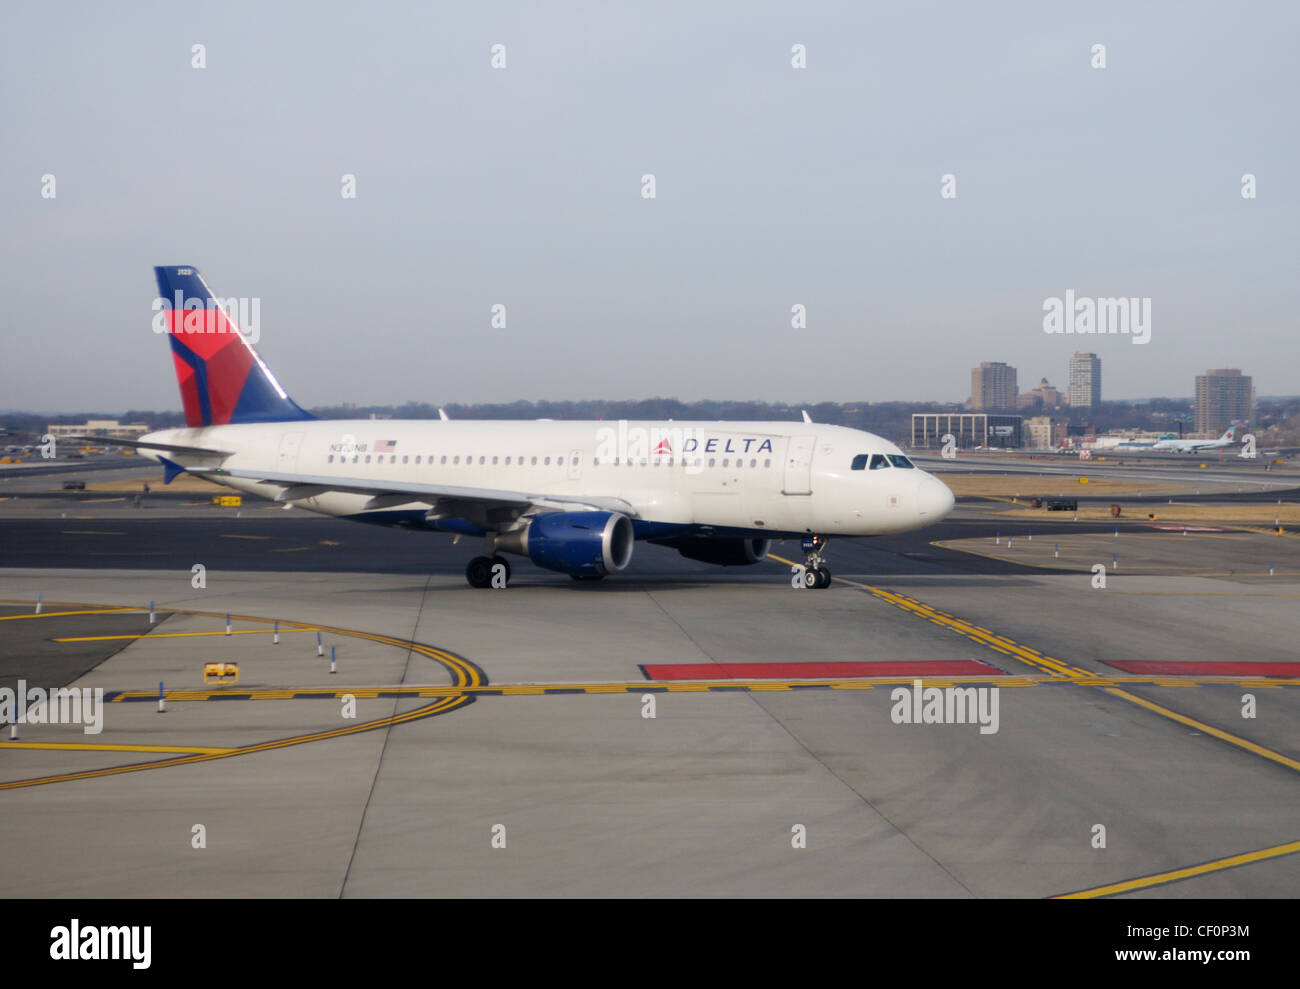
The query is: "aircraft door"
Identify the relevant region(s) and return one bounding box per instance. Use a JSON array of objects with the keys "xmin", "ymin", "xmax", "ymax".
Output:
[
  {"xmin": 783, "ymin": 435, "xmax": 815, "ymax": 495},
  {"xmin": 277, "ymin": 431, "xmax": 304, "ymax": 473}
]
